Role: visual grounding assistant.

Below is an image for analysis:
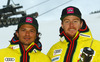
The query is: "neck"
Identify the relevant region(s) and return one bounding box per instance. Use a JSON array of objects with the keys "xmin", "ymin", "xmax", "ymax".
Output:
[
  {"xmin": 23, "ymin": 45, "xmax": 29, "ymax": 50},
  {"xmin": 21, "ymin": 42, "xmax": 35, "ymax": 50},
  {"xmin": 65, "ymin": 32, "xmax": 79, "ymax": 40},
  {"xmin": 68, "ymin": 36, "xmax": 74, "ymax": 40},
  {"xmin": 66, "ymin": 34, "xmax": 75, "ymax": 40},
  {"xmin": 20, "ymin": 42, "xmax": 30, "ymax": 50}
]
